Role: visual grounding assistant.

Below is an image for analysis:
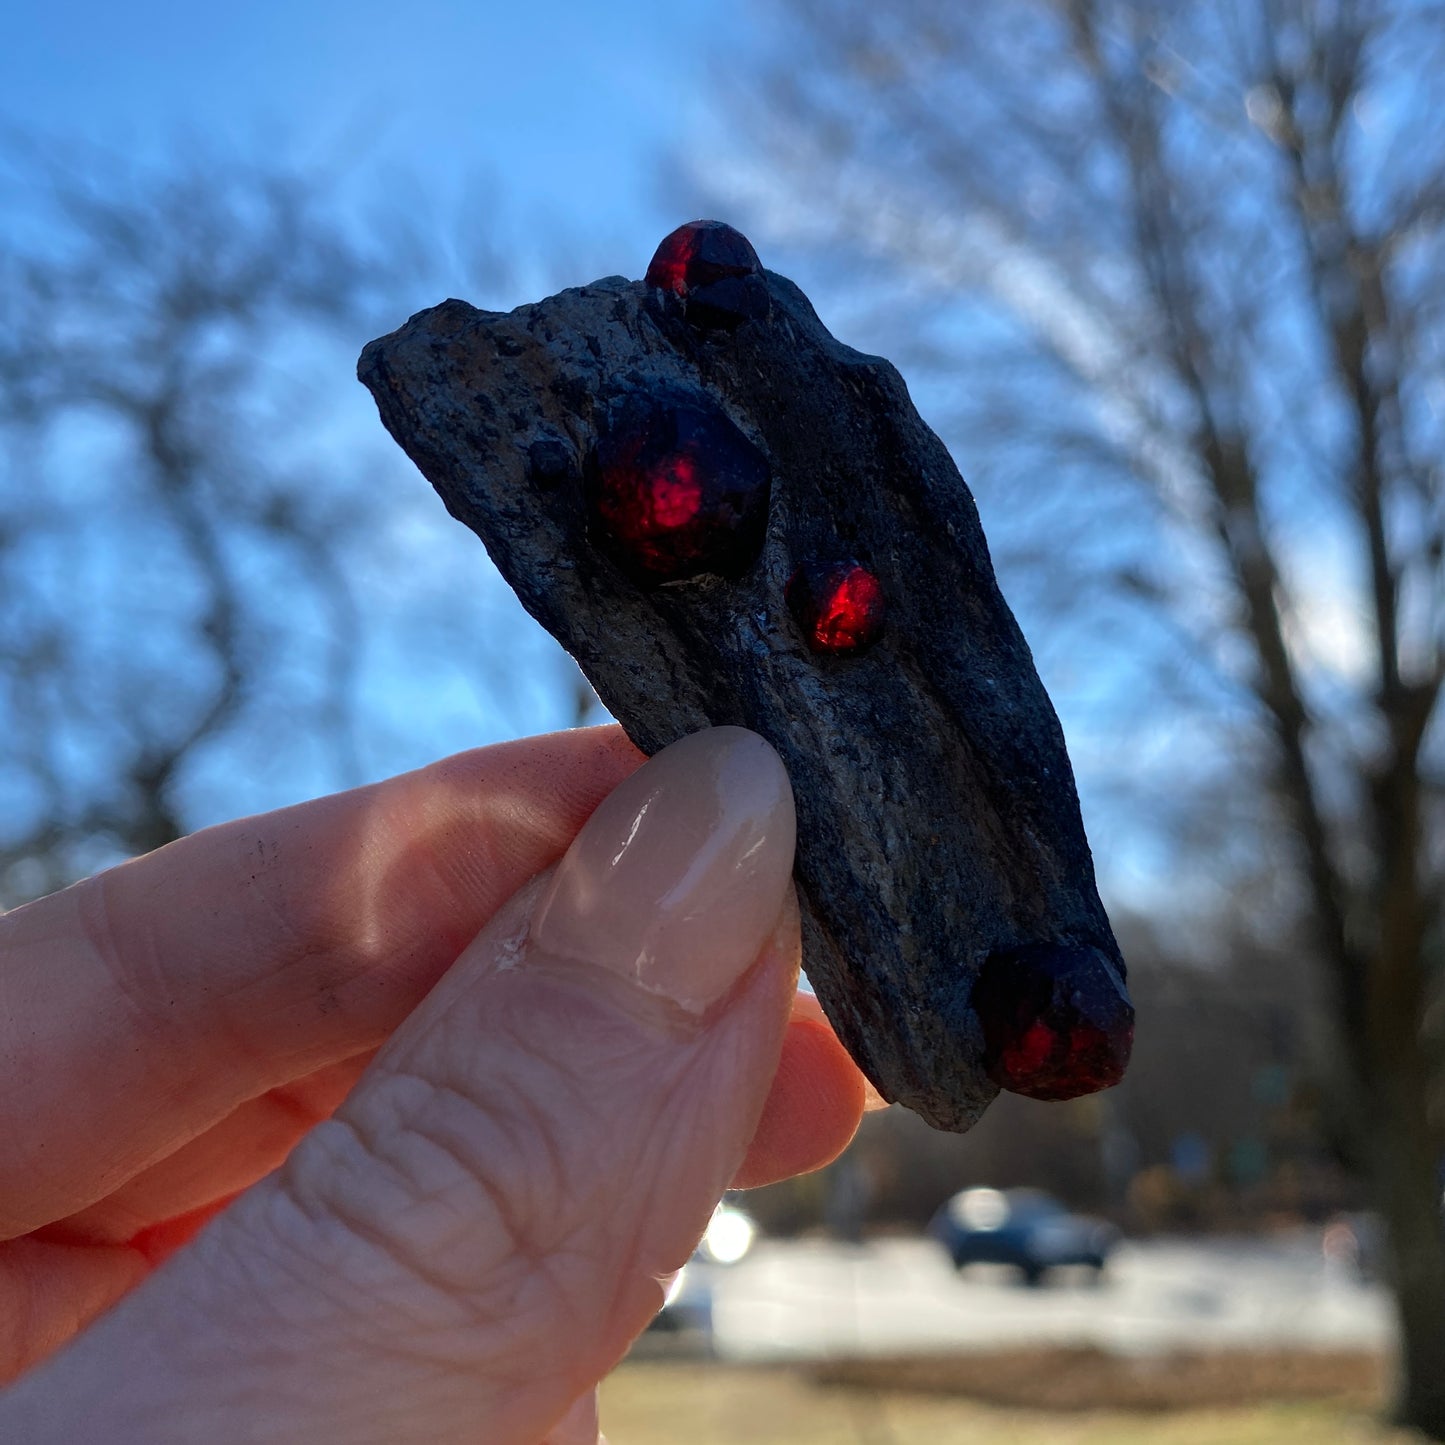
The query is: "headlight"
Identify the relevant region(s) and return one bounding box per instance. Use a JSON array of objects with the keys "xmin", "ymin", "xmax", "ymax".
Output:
[{"xmin": 700, "ymin": 1206, "xmax": 756, "ymax": 1265}]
